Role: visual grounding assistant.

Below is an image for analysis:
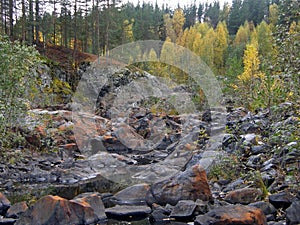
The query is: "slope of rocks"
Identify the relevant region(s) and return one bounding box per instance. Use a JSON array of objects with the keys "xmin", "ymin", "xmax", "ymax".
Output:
[{"xmin": 0, "ymin": 65, "xmax": 299, "ymax": 225}]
